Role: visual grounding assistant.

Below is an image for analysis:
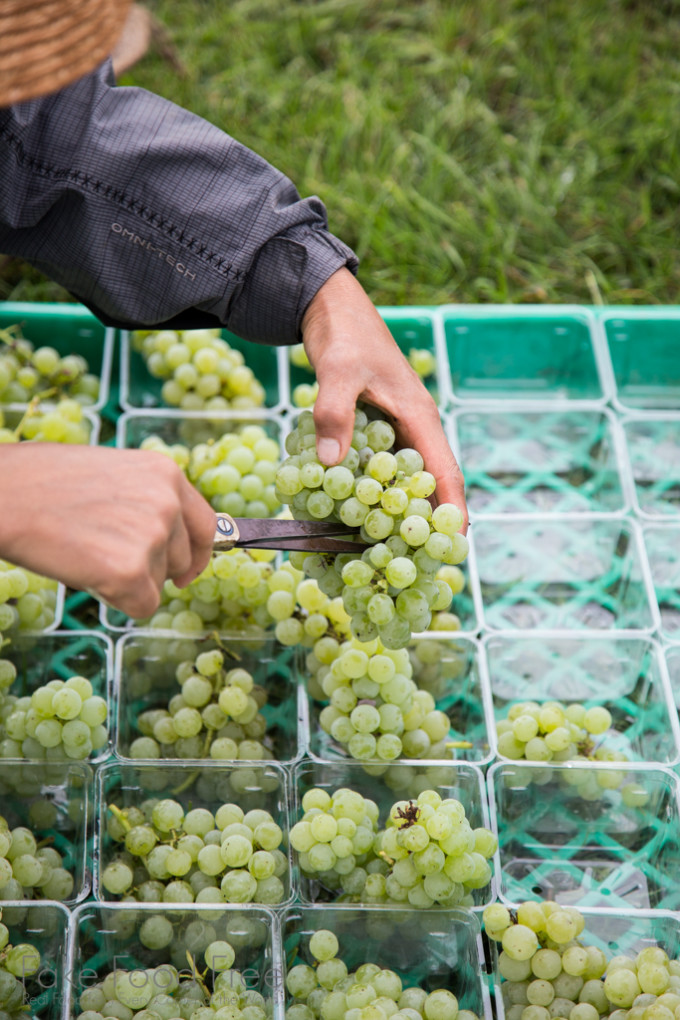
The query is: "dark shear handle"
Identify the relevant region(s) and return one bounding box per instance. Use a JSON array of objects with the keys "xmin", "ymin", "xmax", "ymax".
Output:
[{"xmin": 213, "ymin": 513, "xmax": 240, "ymax": 550}]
